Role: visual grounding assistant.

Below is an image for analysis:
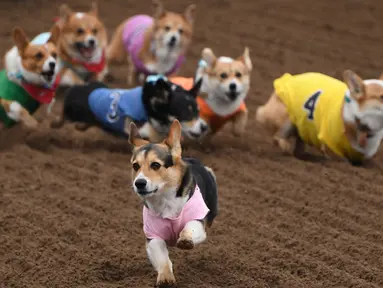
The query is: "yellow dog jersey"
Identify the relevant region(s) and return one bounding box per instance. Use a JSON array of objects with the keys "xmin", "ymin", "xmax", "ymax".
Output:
[{"xmin": 274, "ymin": 72, "xmax": 363, "ymax": 162}]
